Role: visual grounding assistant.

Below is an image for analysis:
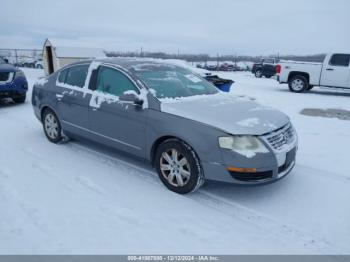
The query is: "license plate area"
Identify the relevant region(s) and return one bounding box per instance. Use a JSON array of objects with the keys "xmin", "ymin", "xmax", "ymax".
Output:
[{"xmin": 278, "ymin": 147, "xmax": 296, "ymax": 174}]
